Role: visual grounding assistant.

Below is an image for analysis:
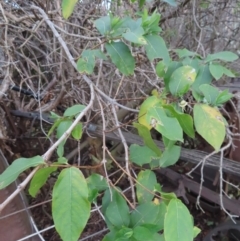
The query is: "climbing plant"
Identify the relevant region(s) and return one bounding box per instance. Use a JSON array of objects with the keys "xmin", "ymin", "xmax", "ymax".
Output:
[{"xmin": 0, "ymin": 0, "xmax": 239, "ymax": 241}]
